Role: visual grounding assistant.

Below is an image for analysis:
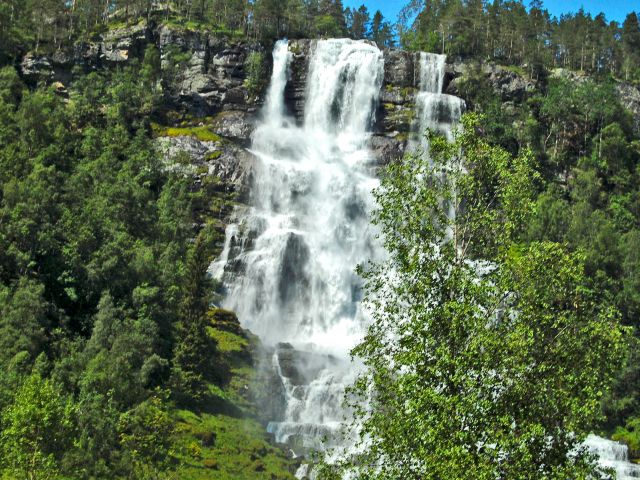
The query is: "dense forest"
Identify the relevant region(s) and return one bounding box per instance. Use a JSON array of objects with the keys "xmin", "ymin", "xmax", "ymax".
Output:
[
  {"xmin": 402, "ymin": 0, "xmax": 640, "ymax": 80},
  {"xmin": 2, "ymin": 0, "xmax": 640, "ymax": 81},
  {"xmin": 0, "ymin": 0, "xmax": 639, "ymax": 479}
]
